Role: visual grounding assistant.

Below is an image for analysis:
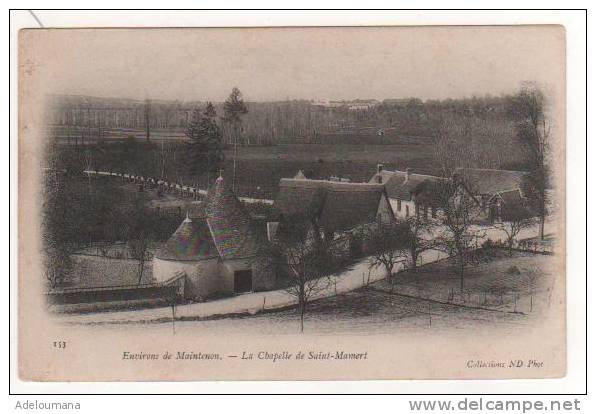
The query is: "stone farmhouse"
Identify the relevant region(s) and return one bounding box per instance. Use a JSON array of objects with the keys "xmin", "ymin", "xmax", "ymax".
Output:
[
  {"xmin": 369, "ymin": 165, "xmax": 529, "ymax": 224},
  {"xmin": 368, "ymin": 165, "xmax": 448, "ymax": 221}
]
